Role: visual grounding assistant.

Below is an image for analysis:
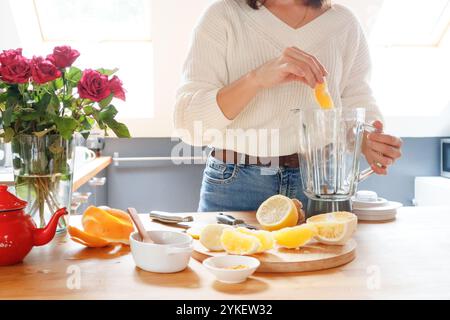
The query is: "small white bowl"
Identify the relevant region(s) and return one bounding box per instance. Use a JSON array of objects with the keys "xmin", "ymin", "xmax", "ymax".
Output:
[
  {"xmin": 203, "ymin": 255, "xmax": 260, "ymax": 284},
  {"xmin": 130, "ymin": 230, "xmax": 193, "ymax": 273}
]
